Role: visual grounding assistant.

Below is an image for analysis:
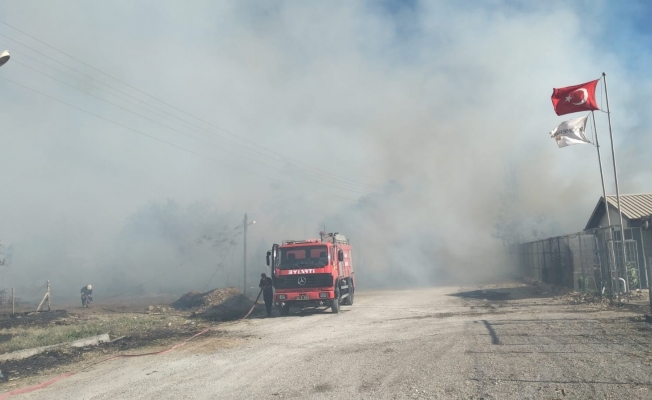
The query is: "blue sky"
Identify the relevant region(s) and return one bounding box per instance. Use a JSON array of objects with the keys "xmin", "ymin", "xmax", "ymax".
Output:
[{"xmin": 600, "ymin": 0, "xmax": 652, "ymax": 74}]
